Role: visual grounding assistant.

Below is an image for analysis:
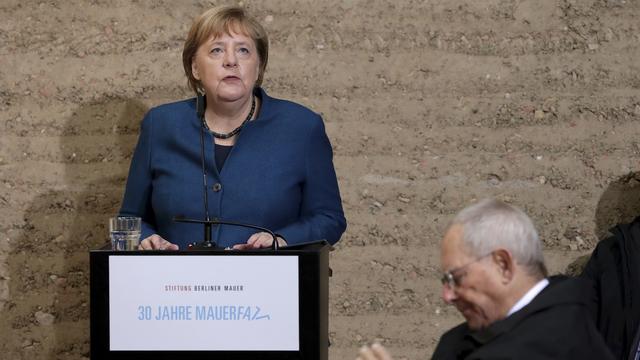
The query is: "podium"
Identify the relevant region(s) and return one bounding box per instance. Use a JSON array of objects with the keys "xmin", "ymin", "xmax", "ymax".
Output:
[{"xmin": 90, "ymin": 241, "xmax": 332, "ymax": 360}]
